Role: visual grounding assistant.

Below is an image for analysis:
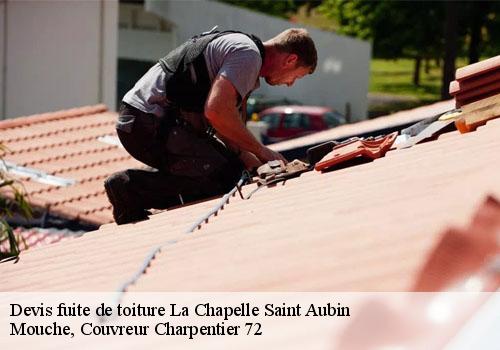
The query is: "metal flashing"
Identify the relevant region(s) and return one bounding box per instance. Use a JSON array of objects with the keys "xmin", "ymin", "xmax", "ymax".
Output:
[
  {"xmin": 1, "ymin": 161, "xmax": 76, "ymax": 187},
  {"xmin": 97, "ymin": 135, "xmax": 123, "ymax": 148}
]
